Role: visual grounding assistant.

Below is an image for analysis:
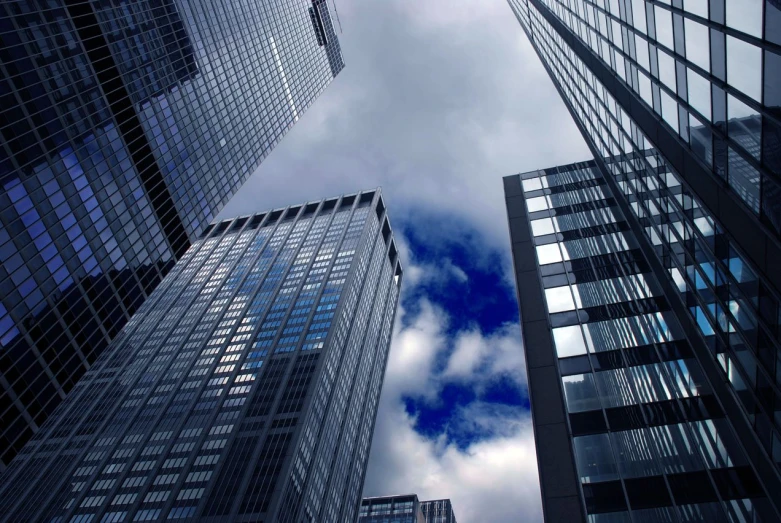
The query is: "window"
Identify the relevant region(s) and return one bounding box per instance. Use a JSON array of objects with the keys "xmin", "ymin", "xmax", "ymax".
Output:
[
  {"xmin": 562, "ymin": 373, "xmax": 601, "ymax": 412},
  {"xmin": 553, "ymin": 325, "xmax": 588, "ymax": 357}
]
